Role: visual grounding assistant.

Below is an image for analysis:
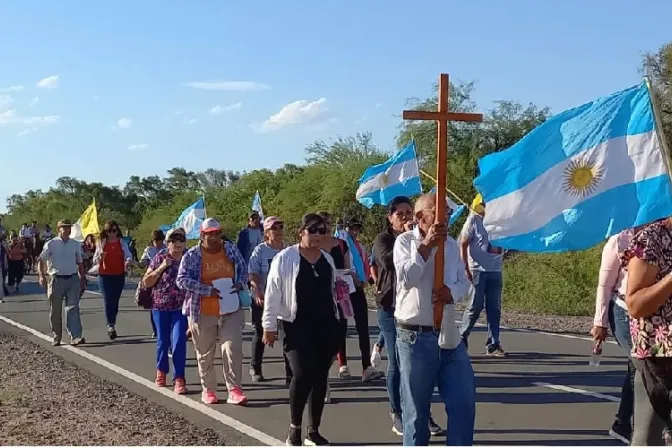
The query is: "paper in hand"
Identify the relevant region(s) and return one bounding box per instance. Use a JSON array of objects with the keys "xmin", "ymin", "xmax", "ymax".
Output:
[{"xmin": 212, "ymin": 278, "xmax": 239, "ymax": 314}]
